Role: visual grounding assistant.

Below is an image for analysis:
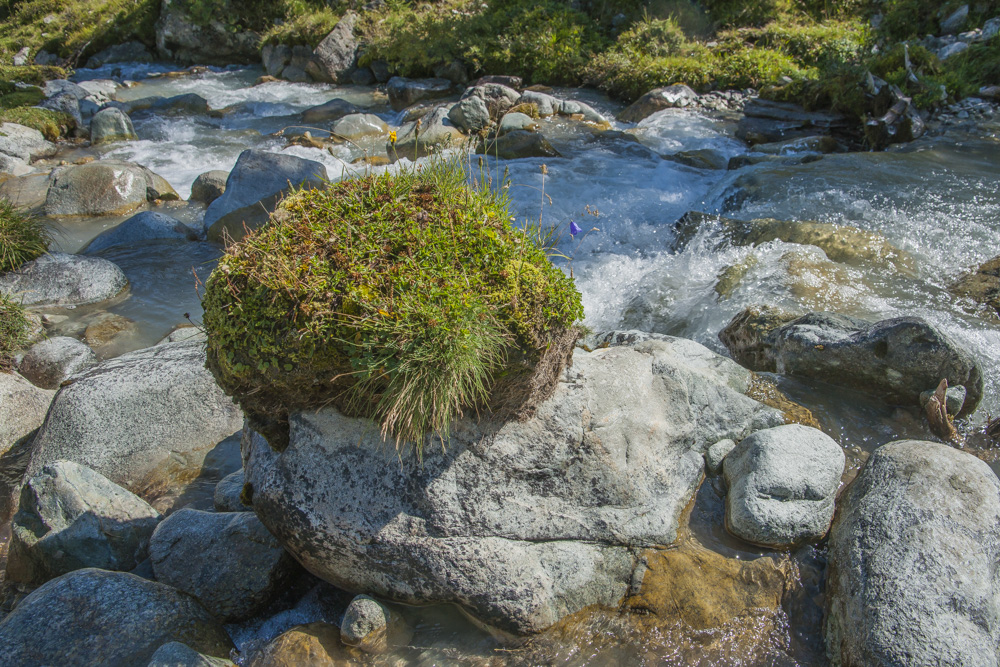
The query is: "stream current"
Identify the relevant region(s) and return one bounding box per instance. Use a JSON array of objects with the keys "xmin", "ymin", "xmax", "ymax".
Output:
[{"xmin": 23, "ymin": 63, "xmax": 1000, "ymax": 665}]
